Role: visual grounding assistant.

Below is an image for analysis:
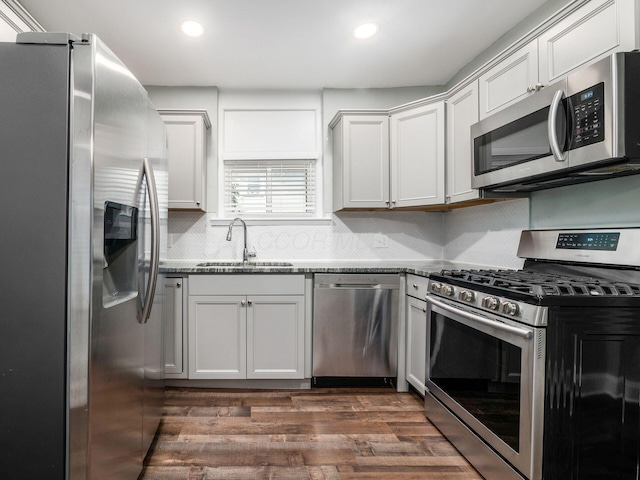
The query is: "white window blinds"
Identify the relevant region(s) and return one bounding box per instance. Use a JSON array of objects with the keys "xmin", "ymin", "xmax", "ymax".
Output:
[{"xmin": 224, "ymin": 159, "xmax": 316, "ymax": 216}]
